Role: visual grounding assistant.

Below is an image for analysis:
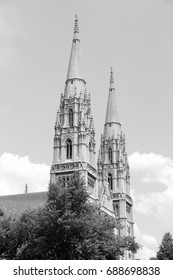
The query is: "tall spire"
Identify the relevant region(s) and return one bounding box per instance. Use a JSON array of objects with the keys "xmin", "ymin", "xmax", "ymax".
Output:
[
  {"xmin": 104, "ymin": 68, "xmax": 121, "ymax": 138},
  {"xmin": 66, "ymin": 15, "xmax": 84, "ymax": 82}
]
